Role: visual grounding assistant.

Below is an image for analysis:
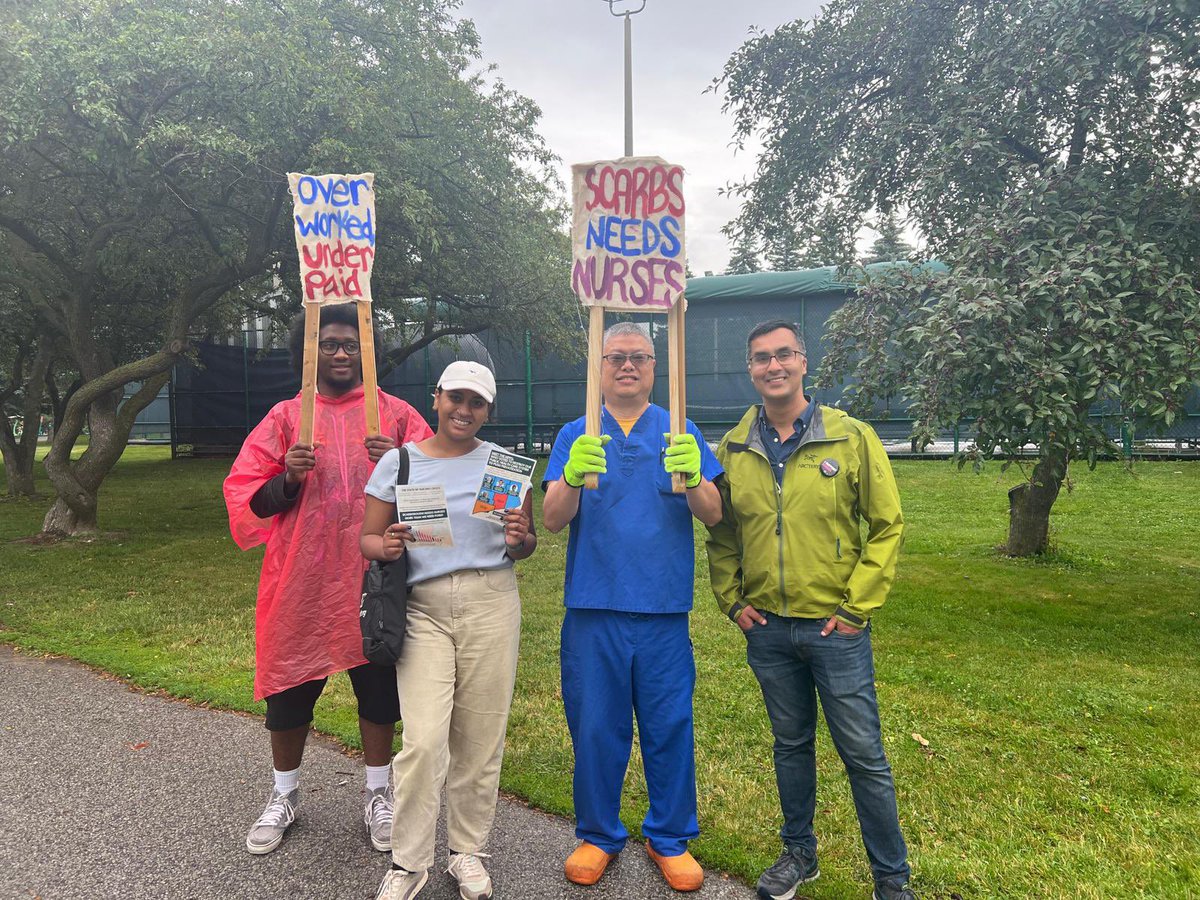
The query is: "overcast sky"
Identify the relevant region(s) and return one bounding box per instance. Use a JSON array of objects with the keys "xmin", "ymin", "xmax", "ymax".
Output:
[{"xmin": 456, "ymin": 0, "xmax": 824, "ymax": 276}]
